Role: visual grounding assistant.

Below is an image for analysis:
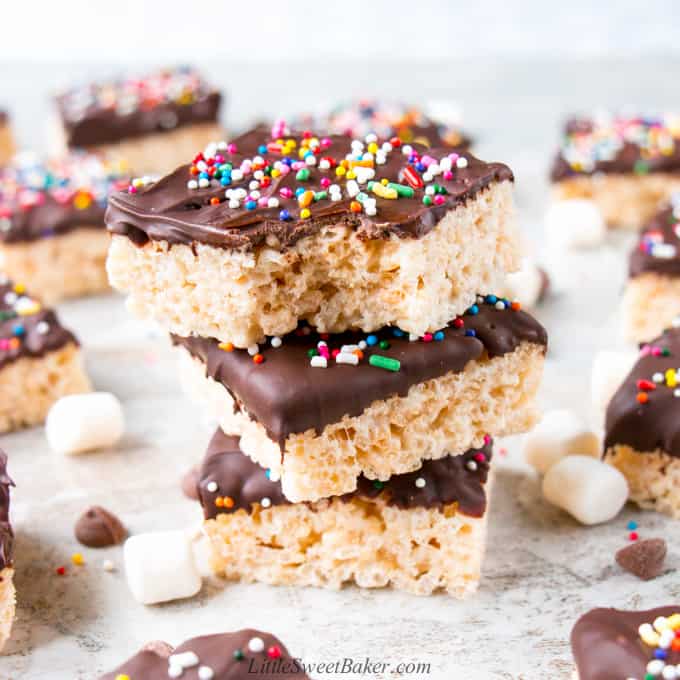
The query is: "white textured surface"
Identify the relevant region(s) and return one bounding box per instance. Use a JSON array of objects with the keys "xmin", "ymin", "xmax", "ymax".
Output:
[{"xmin": 0, "ymin": 58, "xmax": 679, "ymax": 678}]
